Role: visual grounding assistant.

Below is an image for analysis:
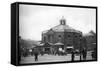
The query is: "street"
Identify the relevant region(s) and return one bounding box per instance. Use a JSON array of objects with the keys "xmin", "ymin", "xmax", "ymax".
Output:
[{"xmin": 20, "ymin": 51, "xmax": 93, "ymax": 64}]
